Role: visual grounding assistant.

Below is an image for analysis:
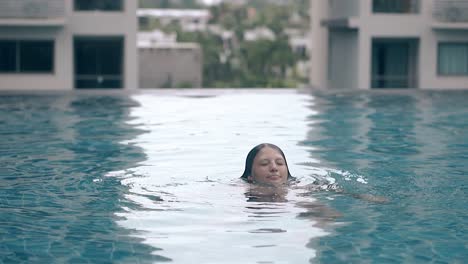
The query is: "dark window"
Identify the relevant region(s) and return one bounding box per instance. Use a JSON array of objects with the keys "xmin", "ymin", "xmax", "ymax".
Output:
[
  {"xmin": 438, "ymin": 43, "xmax": 468, "ymax": 76},
  {"xmin": 0, "ymin": 41, "xmax": 16, "ymax": 72},
  {"xmin": 0, "ymin": 40, "xmax": 53, "ymax": 73},
  {"xmin": 74, "ymin": 37, "xmax": 123, "ymax": 89},
  {"xmin": 74, "ymin": 0, "xmax": 123, "ymax": 11},
  {"xmin": 373, "ymin": 0, "xmax": 419, "ymax": 13},
  {"xmin": 20, "ymin": 41, "xmax": 54, "ymax": 72},
  {"xmin": 371, "ymin": 40, "xmax": 411, "ymax": 88}
]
